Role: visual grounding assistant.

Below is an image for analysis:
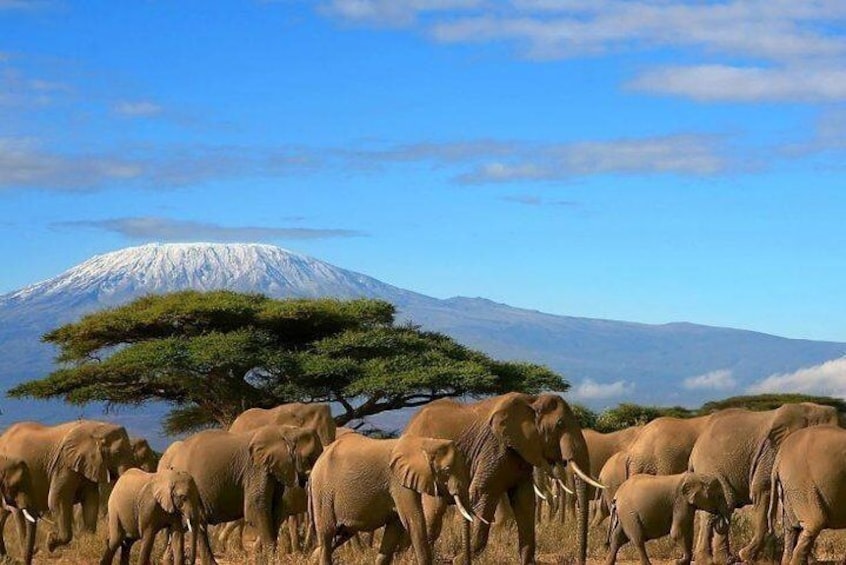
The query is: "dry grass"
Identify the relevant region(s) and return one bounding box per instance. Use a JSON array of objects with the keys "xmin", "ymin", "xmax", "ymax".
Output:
[{"xmin": 3, "ymin": 506, "xmax": 846, "ymax": 564}]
